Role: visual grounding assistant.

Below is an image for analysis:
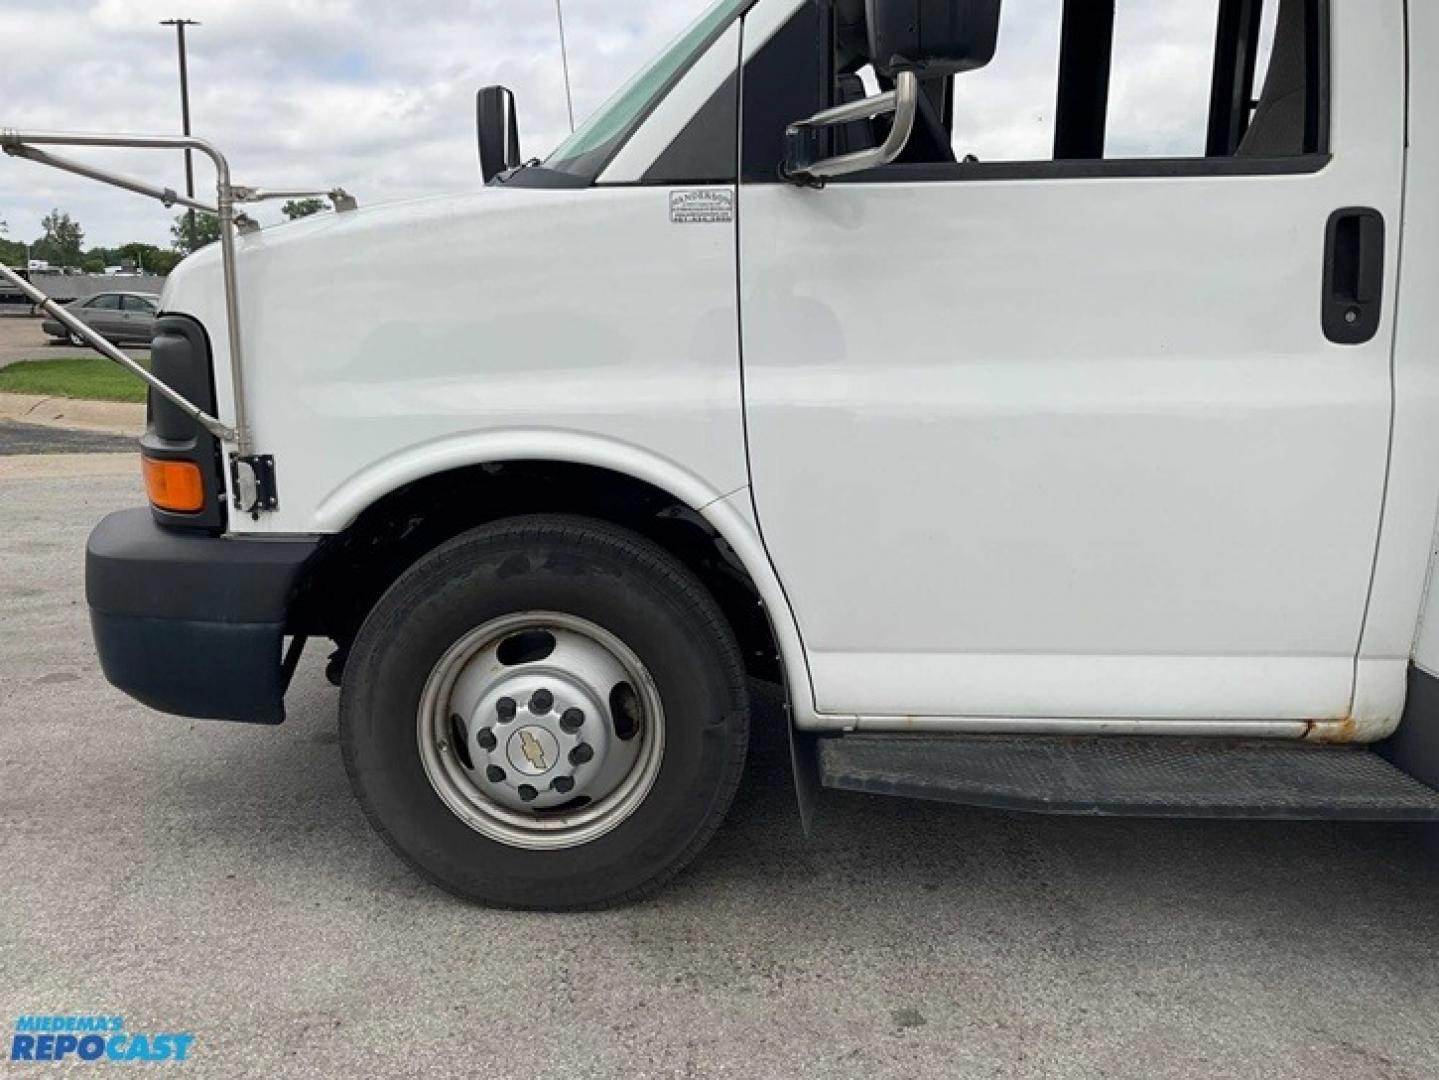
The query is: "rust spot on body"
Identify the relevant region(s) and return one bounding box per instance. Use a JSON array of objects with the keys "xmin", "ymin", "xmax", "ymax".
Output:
[{"xmin": 1305, "ymin": 715, "xmax": 1361, "ymax": 745}]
